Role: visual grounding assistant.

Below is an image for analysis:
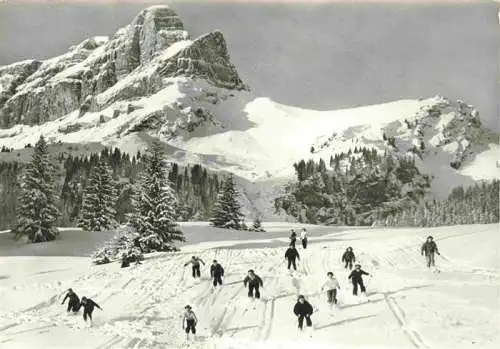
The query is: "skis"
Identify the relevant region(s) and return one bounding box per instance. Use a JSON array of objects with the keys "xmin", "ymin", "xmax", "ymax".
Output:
[
  {"xmin": 297, "ymin": 326, "xmax": 314, "ymax": 338},
  {"xmin": 327, "ymin": 302, "xmax": 337, "ymax": 316},
  {"xmin": 182, "ymin": 335, "xmax": 196, "ymax": 348}
]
